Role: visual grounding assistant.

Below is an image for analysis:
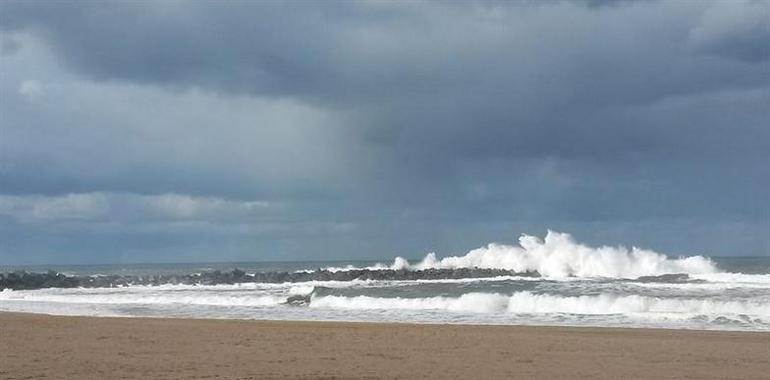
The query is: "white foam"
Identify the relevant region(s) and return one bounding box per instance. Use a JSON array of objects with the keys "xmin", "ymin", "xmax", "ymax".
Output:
[
  {"xmin": 3, "ymin": 284, "xmax": 768, "ymax": 331},
  {"xmin": 321, "ymin": 263, "xmax": 394, "ymax": 272},
  {"xmin": 288, "ymin": 285, "xmax": 316, "ymax": 295},
  {"xmin": 310, "ymin": 291, "xmax": 770, "ymax": 317},
  {"xmin": 692, "ymin": 273, "xmax": 770, "ymax": 285},
  {"xmin": 505, "ymin": 292, "xmax": 769, "ymax": 316},
  {"xmin": 311, "ymin": 292, "xmax": 509, "ymax": 313},
  {"xmin": 0, "ymin": 288, "xmax": 284, "ymax": 307},
  {"xmin": 368, "ymin": 231, "xmax": 717, "ymax": 279}
]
